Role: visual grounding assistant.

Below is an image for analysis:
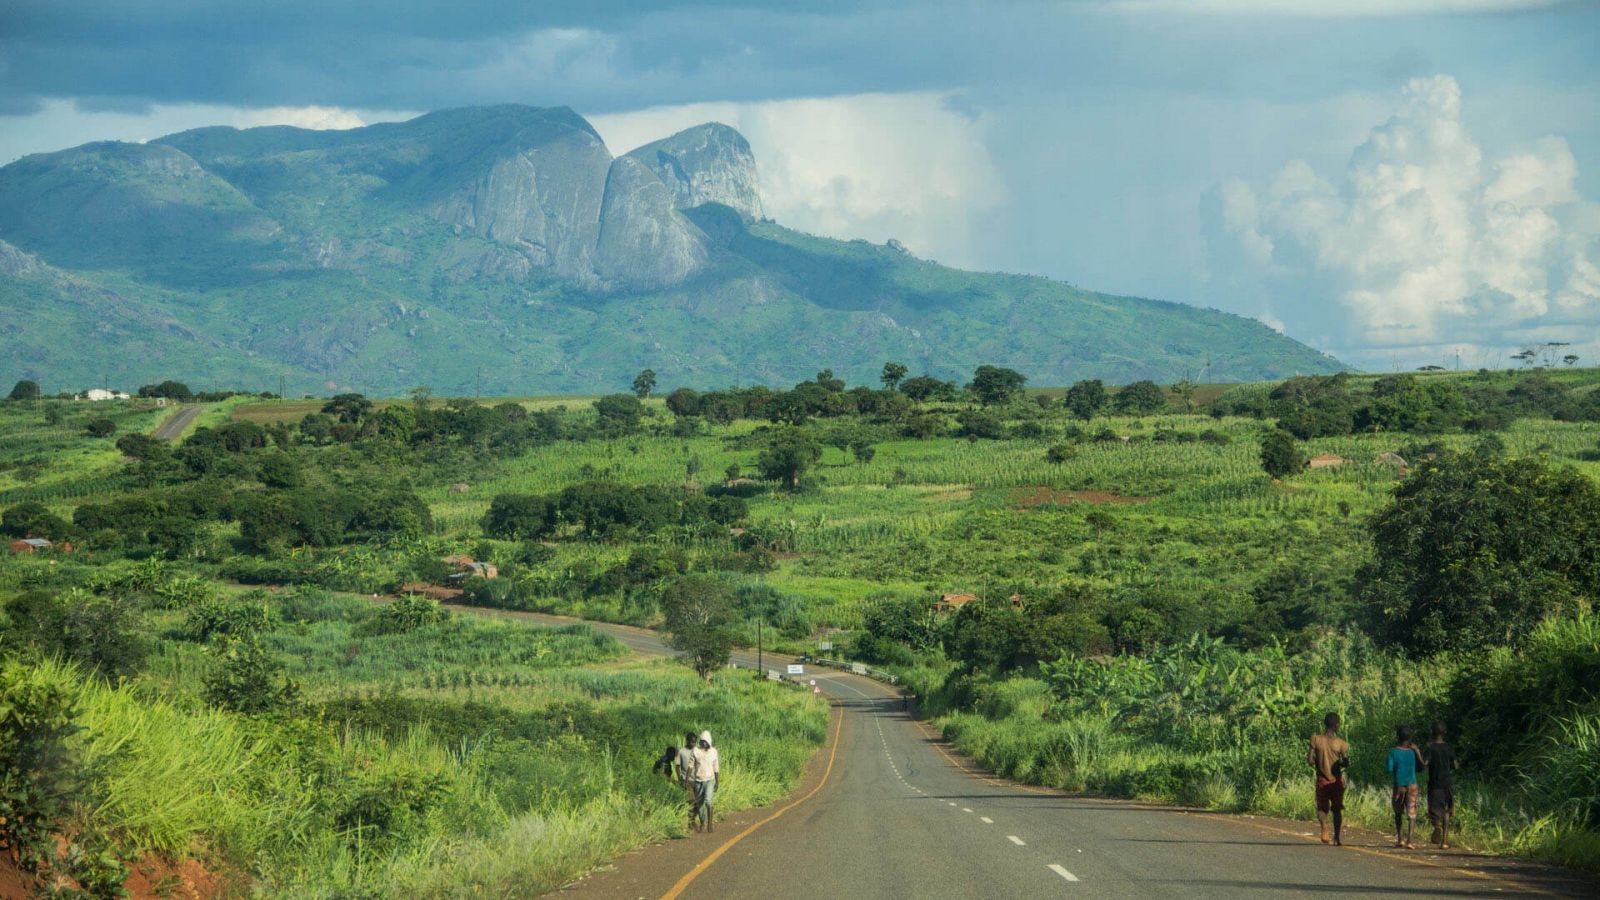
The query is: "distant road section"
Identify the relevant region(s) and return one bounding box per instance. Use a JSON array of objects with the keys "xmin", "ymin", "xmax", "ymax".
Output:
[{"xmin": 151, "ymin": 405, "xmax": 203, "ymax": 442}]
